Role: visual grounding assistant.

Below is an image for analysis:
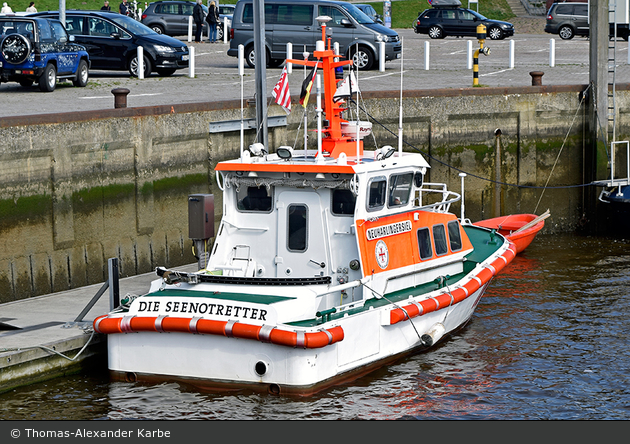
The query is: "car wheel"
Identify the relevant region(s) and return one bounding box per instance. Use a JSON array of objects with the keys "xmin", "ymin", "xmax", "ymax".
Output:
[
  {"xmin": 129, "ymin": 54, "xmax": 152, "ymax": 77},
  {"xmin": 488, "ymin": 27, "xmax": 503, "ymax": 40},
  {"xmin": 217, "ymin": 24, "xmax": 224, "ymax": 41},
  {"xmin": 1, "ymin": 33, "xmax": 32, "ymax": 64},
  {"xmin": 151, "ymin": 25, "xmax": 164, "ymax": 34},
  {"xmin": 38, "ymin": 63, "xmax": 56, "ymax": 92},
  {"xmin": 72, "ymin": 59, "xmax": 89, "ymax": 87},
  {"xmin": 157, "ymin": 68, "xmax": 176, "ymax": 76},
  {"xmin": 350, "ymin": 46, "xmax": 374, "ymax": 71},
  {"xmin": 559, "ymin": 25, "xmax": 574, "ymax": 40},
  {"xmin": 245, "ymin": 45, "xmax": 270, "ymax": 68},
  {"xmin": 428, "ymin": 25, "xmax": 444, "ymax": 39},
  {"xmin": 19, "ymin": 79, "xmax": 34, "ymax": 88}
]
